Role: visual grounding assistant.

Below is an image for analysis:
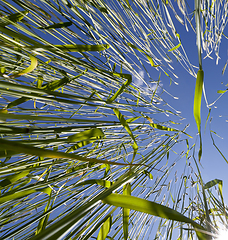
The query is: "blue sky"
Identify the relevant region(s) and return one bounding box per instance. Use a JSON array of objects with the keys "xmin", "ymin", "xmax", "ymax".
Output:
[
  {"xmin": 160, "ymin": 12, "xmax": 228, "ymax": 200},
  {"xmin": 130, "ymin": 0, "xmax": 228, "ymax": 200}
]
